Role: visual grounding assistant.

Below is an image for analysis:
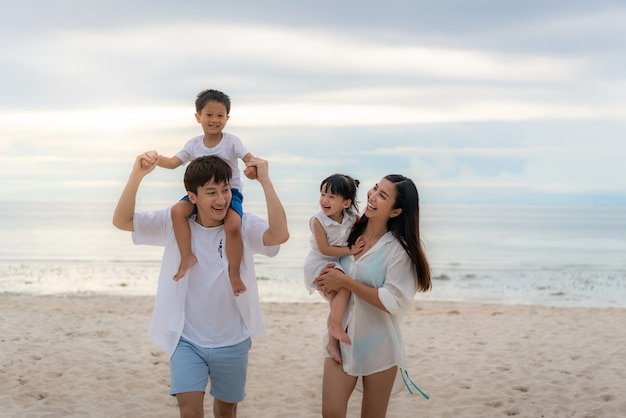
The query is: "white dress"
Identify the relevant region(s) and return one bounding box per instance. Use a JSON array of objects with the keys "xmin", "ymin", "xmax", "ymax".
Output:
[
  {"xmin": 303, "ymin": 210, "xmax": 357, "ymax": 294},
  {"xmin": 323, "ymin": 231, "xmax": 425, "ymax": 394}
]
